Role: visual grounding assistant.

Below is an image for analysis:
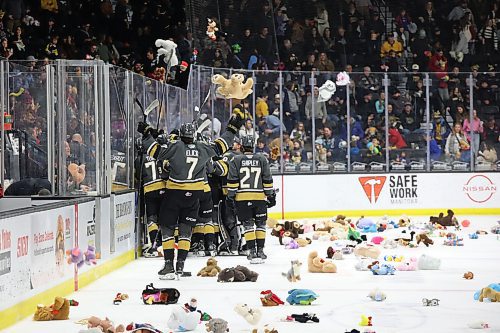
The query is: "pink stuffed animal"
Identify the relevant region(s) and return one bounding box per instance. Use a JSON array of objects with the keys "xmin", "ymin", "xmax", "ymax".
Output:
[
  {"xmin": 396, "ymin": 257, "xmax": 418, "ymax": 271},
  {"xmin": 371, "ymin": 236, "xmax": 384, "ymax": 245}
]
